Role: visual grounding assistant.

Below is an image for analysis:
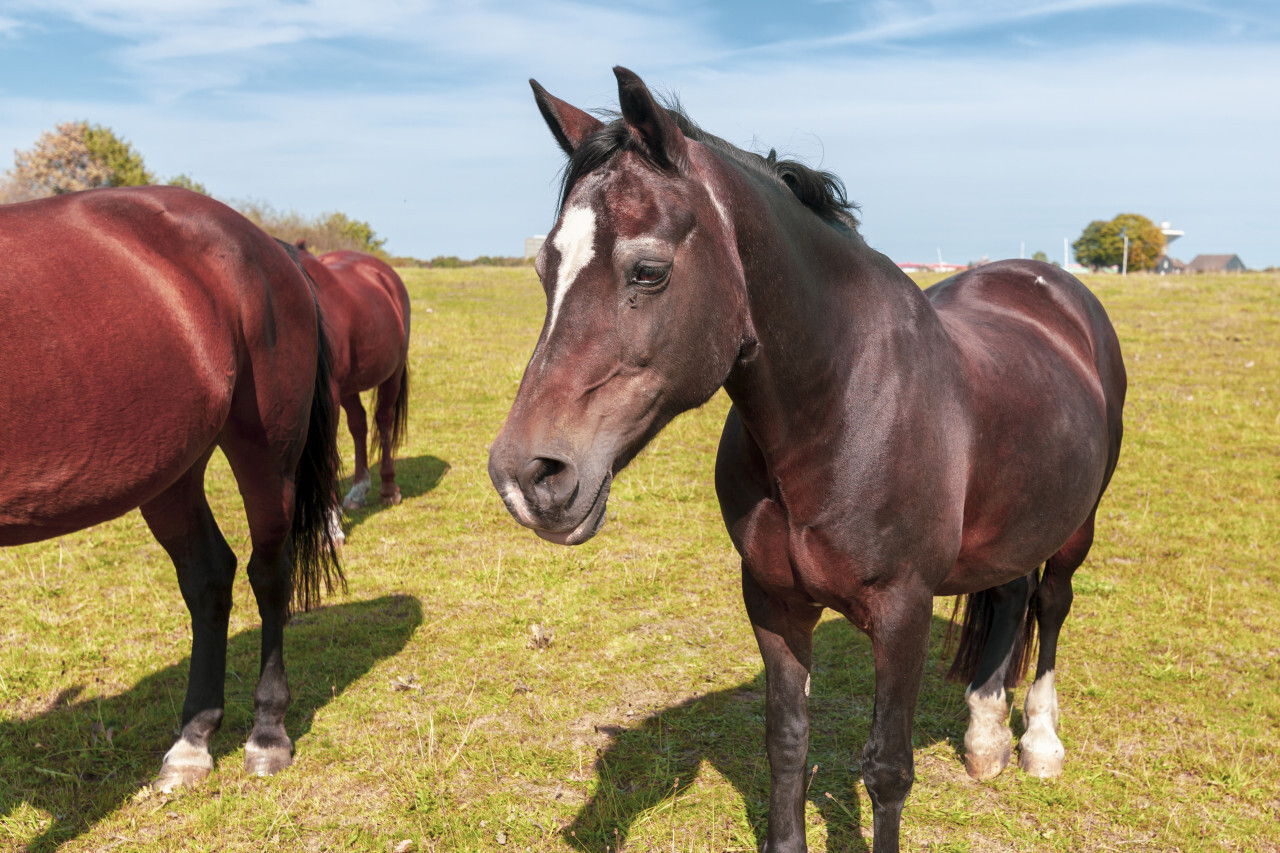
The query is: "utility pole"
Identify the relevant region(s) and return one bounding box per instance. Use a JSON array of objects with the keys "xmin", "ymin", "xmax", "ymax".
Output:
[
  {"xmin": 1064, "ymin": 237, "xmax": 1069, "ymax": 267},
  {"xmin": 1121, "ymin": 230, "xmax": 1130, "ymax": 276}
]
